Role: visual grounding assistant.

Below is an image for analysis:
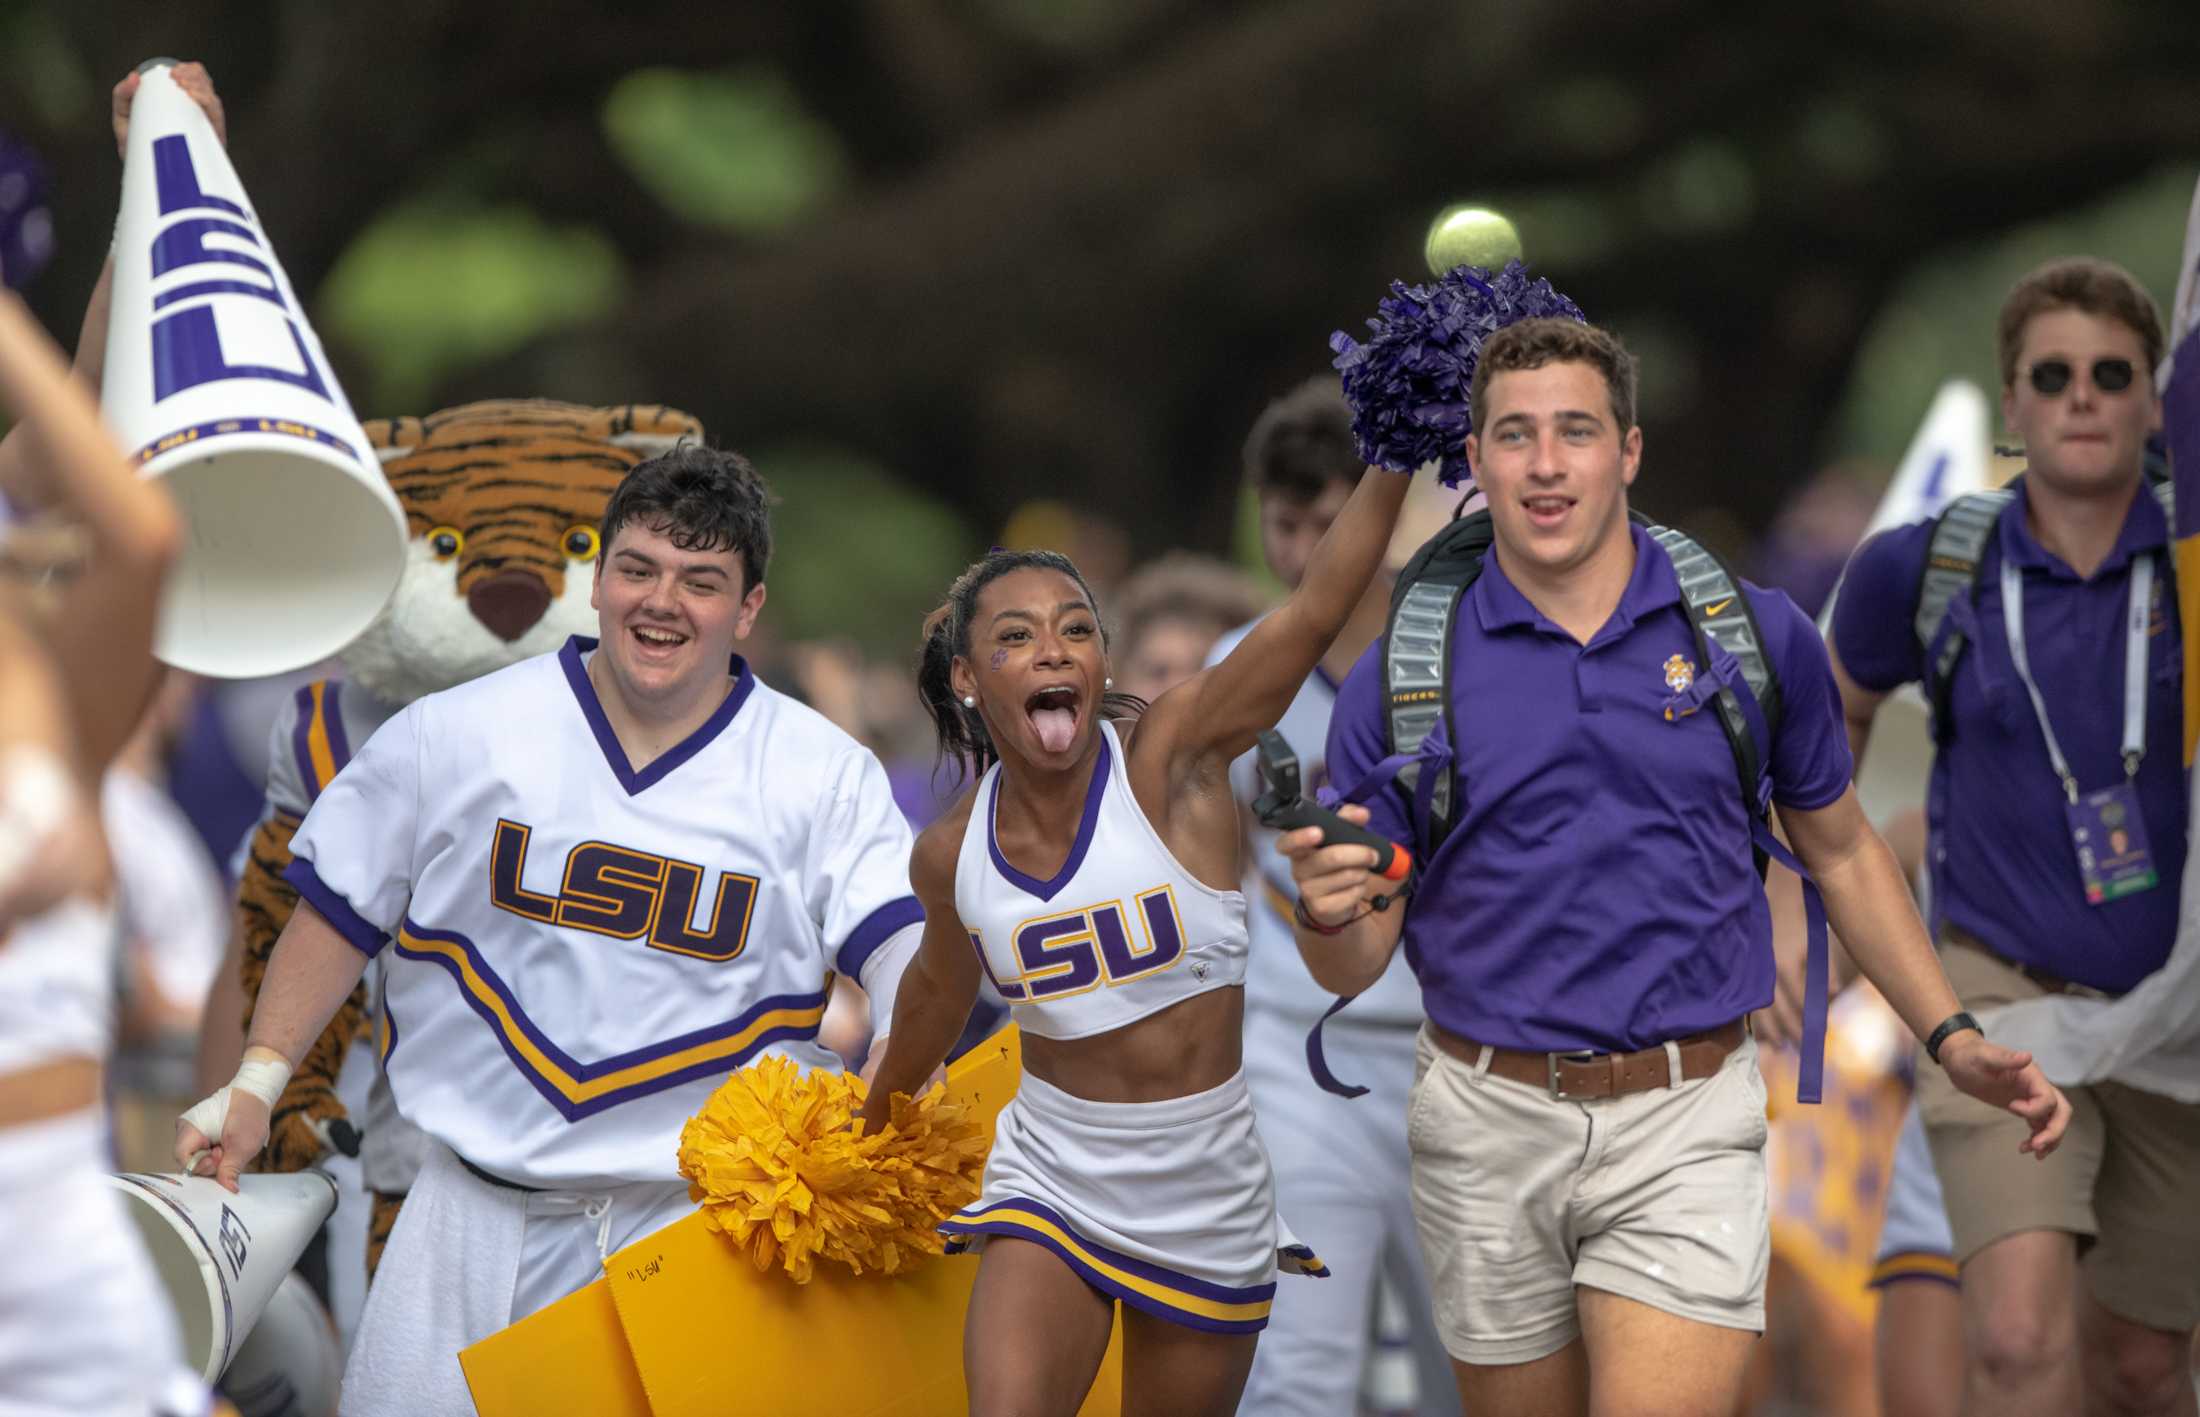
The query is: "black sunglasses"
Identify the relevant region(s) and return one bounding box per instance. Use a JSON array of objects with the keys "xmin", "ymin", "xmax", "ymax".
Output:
[{"xmin": 2027, "ymin": 357, "xmax": 2136, "ymax": 396}]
